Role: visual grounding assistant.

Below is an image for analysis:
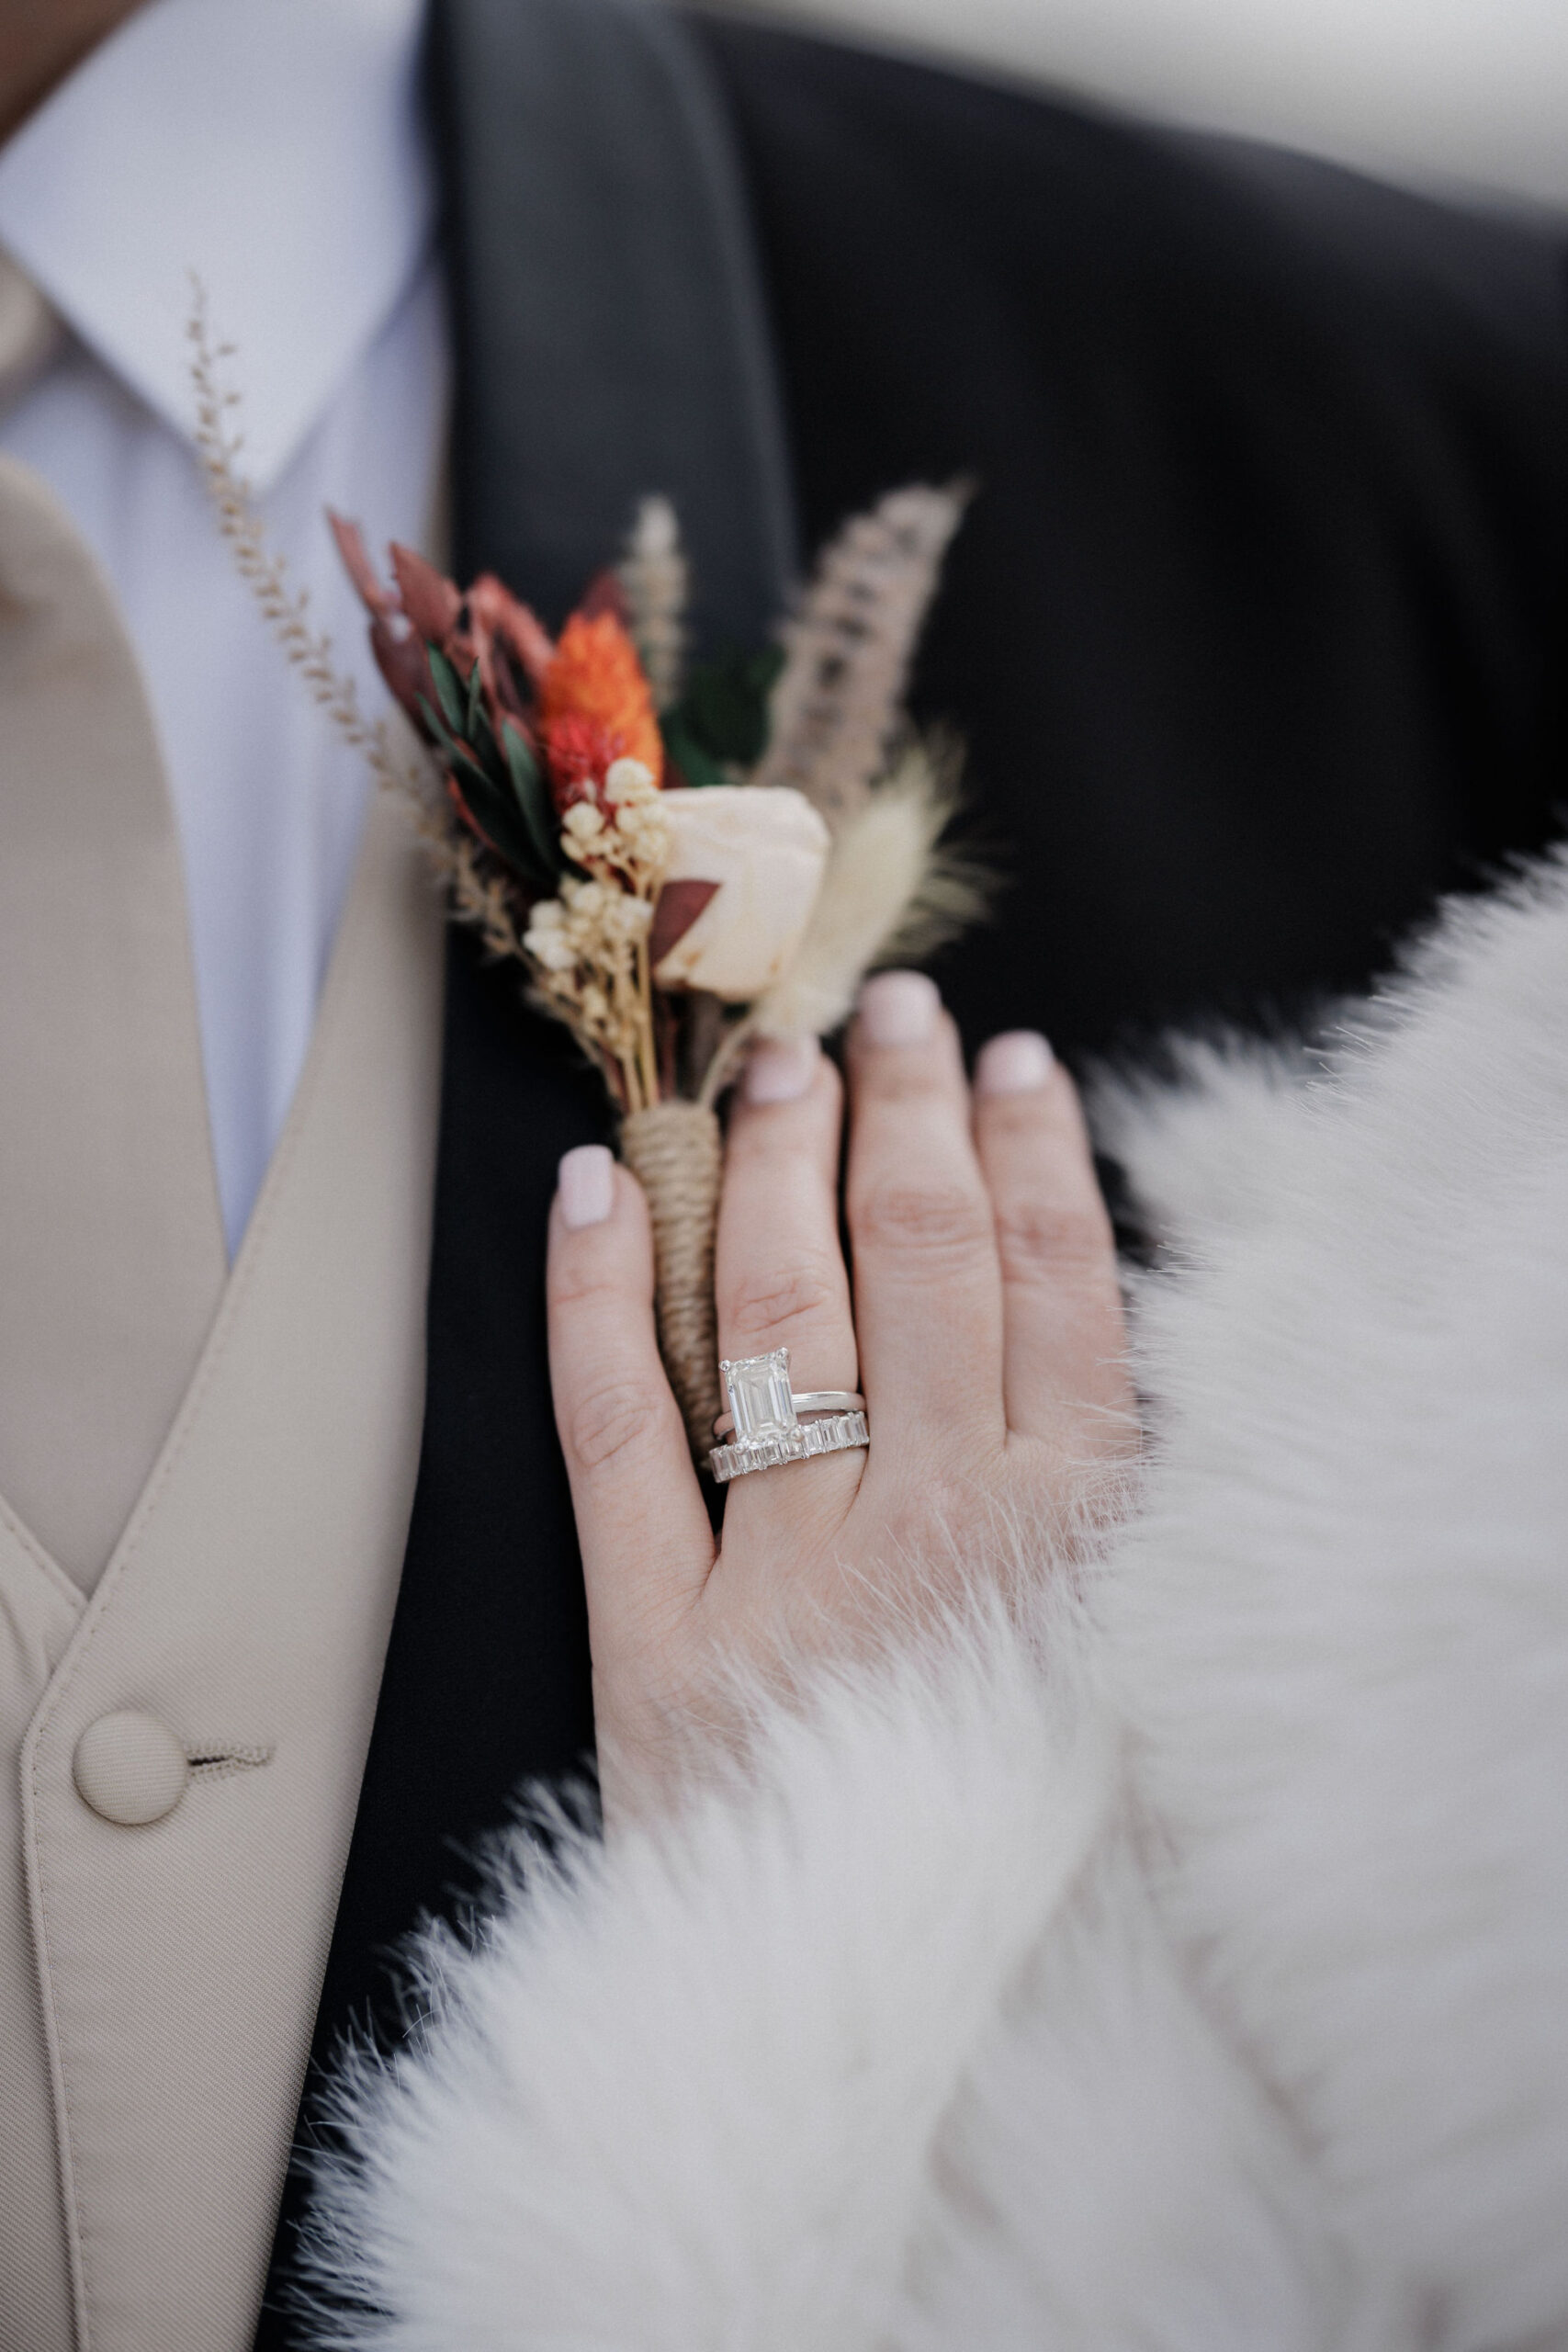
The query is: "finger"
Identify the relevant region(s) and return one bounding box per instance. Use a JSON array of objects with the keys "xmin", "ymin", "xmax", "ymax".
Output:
[
  {"xmin": 845, "ymin": 973, "xmax": 1005, "ymax": 1464},
  {"xmin": 547, "ymin": 1146, "xmax": 715, "ymax": 1663},
  {"xmin": 714, "ymin": 1036, "xmax": 863, "ymax": 1533},
  {"xmin": 973, "ymin": 1034, "xmax": 1133, "ymax": 1445}
]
